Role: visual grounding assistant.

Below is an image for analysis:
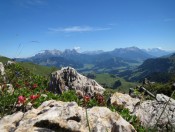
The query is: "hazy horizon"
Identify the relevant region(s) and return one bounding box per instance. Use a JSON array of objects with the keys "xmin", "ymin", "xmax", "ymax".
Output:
[
  {"xmin": 1, "ymin": 0, "xmax": 175, "ymax": 58},
  {"xmin": 1, "ymin": 46, "xmax": 173, "ymax": 59}
]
